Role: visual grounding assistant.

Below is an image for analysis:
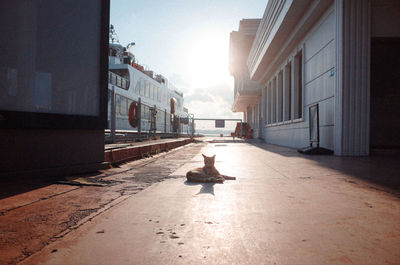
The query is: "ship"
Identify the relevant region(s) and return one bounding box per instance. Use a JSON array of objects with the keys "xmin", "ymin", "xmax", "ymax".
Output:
[{"xmin": 107, "ymin": 25, "xmax": 190, "ymax": 136}]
